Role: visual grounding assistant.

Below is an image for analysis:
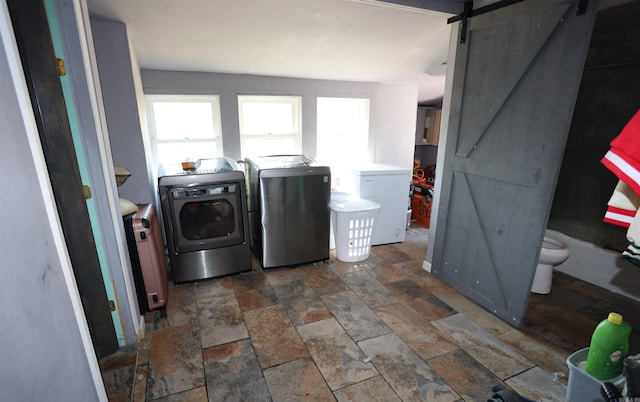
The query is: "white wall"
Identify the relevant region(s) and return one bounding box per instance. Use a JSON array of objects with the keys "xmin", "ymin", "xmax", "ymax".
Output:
[{"xmin": 0, "ymin": 2, "xmax": 104, "ymax": 399}]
